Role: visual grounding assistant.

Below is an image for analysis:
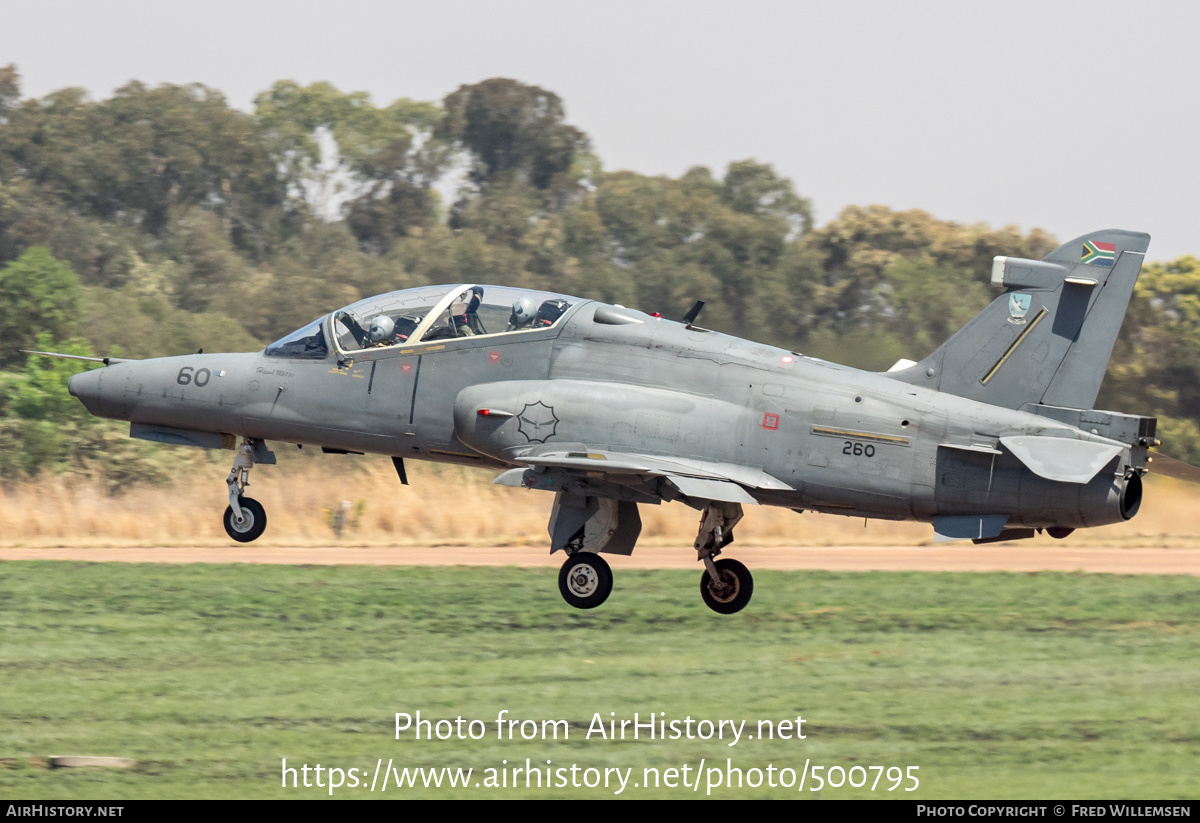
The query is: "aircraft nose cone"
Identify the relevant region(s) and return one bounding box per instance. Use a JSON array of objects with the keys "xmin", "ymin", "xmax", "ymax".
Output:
[{"xmin": 67, "ymin": 368, "xmax": 104, "ymax": 415}]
